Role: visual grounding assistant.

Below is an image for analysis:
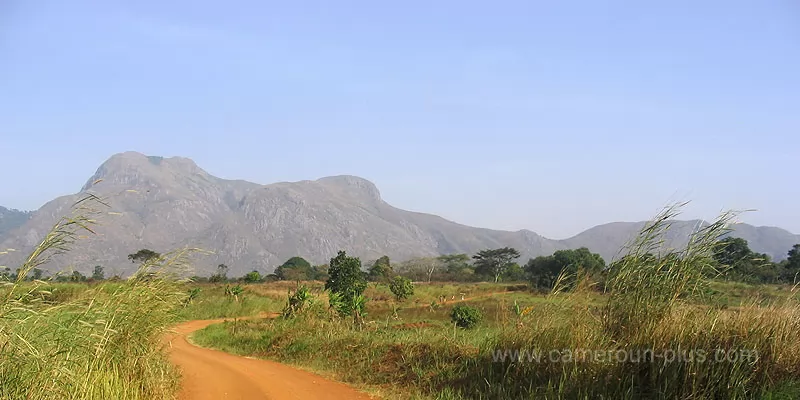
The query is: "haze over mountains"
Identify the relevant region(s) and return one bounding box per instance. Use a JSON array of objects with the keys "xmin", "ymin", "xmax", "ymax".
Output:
[
  {"xmin": 0, "ymin": 207, "xmax": 32, "ymax": 239},
  {"xmin": 1, "ymin": 152, "xmax": 797, "ymax": 276}
]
